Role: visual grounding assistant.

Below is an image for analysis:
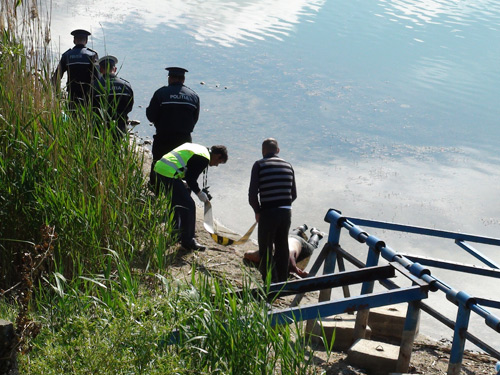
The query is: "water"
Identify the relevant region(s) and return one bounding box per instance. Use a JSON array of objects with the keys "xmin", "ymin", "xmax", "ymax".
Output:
[{"xmin": 48, "ymin": 0, "xmax": 500, "ymax": 349}]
